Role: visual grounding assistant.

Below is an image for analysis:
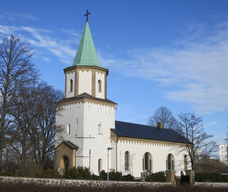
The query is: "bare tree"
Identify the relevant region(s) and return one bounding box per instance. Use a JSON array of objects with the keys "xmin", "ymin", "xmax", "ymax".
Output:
[
  {"xmin": 31, "ymin": 82, "xmax": 64, "ymax": 169},
  {"xmin": 147, "ymin": 106, "xmax": 180, "ymax": 130},
  {"xmin": 9, "ymin": 82, "xmax": 64, "ymax": 171},
  {"xmin": 2, "ymin": 144, "xmax": 20, "ymax": 173},
  {"xmin": 0, "ymin": 35, "xmax": 38, "ymax": 170},
  {"xmin": 178, "ymin": 112, "xmax": 217, "ymax": 171},
  {"xmin": 10, "ymin": 85, "xmax": 38, "ymax": 171}
]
